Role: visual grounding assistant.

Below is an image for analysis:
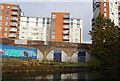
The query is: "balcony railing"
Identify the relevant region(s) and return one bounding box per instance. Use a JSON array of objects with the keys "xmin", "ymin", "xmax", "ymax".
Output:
[
  {"xmin": 11, "ymin": 18, "xmax": 18, "ymax": 21},
  {"xmin": 11, "ymin": 12, "xmax": 18, "ymax": 16},
  {"xmin": 12, "ymin": 7, "xmax": 19, "ymax": 10},
  {"xmin": 63, "ymin": 36, "xmax": 69, "ymax": 40},
  {"xmin": 10, "ymin": 24, "xmax": 18, "ymax": 27},
  {"xmin": 63, "ymin": 15, "xmax": 70, "ymax": 19},
  {"xmin": 10, "ymin": 29, "xmax": 17, "ymax": 32},
  {"xmin": 63, "ymin": 26, "xmax": 69, "ymax": 29},
  {"xmin": 9, "ymin": 34, "xmax": 16, "ymax": 37},
  {"xmin": 63, "ymin": 21, "xmax": 70, "ymax": 24},
  {"xmin": 63, "ymin": 31, "xmax": 69, "ymax": 35}
]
